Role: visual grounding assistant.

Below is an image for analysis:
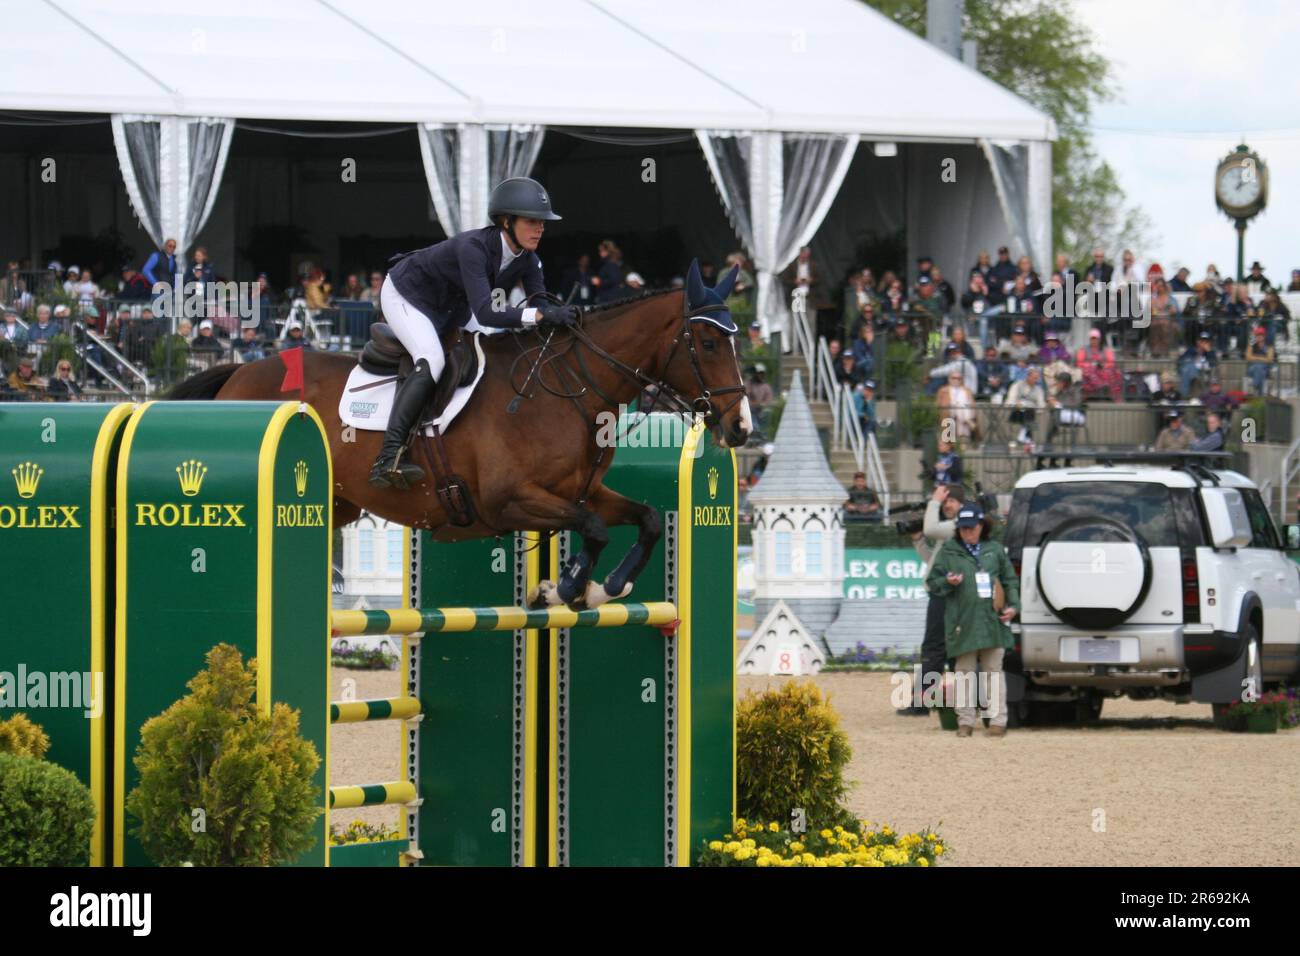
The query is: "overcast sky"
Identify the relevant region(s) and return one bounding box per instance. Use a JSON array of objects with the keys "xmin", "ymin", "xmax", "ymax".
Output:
[{"xmin": 1077, "ymin": 0, "xmax": 1299, "ymax": 283}]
